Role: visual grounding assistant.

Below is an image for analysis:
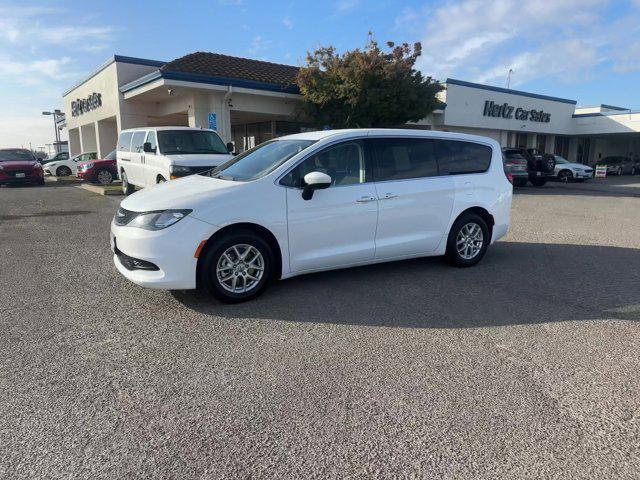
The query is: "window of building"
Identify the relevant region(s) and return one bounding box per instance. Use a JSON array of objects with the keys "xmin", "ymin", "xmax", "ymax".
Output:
[
  {"xmin": 117, "ymin": 132, "xmax": 133, "ymax": 152},
  {"xmin": 371, "ymin": 138, "xmax": 438, "ymax": 181},
  {"xmin": 554, "ymin": 136, "xmax": 570, "ymax": 158},
  {"xmin": 281, "ymin": 141, "xmax": 365, "ymax": 188},
  {"xmin": 435, "ymin": 140, "xmax": 492, "ymax": 175},
  {"xmin": 536, "ymin": 134, "xmax": 547, "ymax": 153},
  {"xmin": 516, "ymin": 133, "xmax": 528, "ymax": 148}
]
